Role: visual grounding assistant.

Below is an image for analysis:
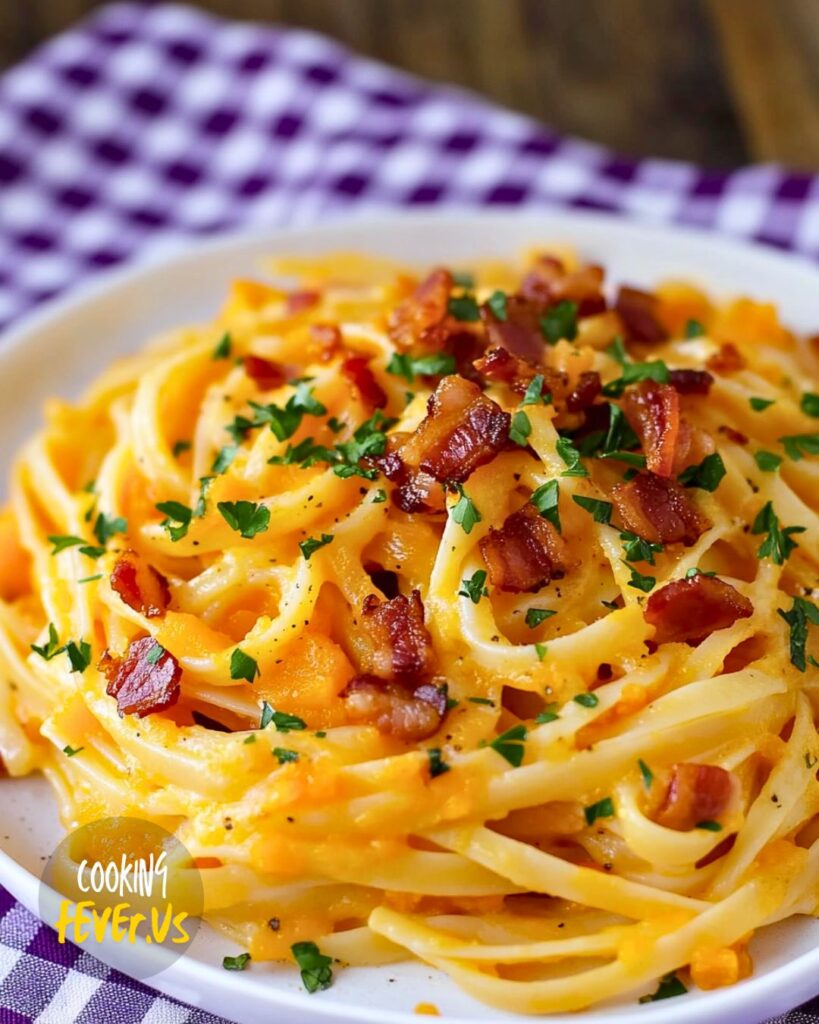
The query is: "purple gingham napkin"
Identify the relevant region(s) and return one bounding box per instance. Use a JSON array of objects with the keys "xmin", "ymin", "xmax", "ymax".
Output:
[{"xmin": 0, "ymin": 4, "xmax": 818, "ymax": 1022}]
